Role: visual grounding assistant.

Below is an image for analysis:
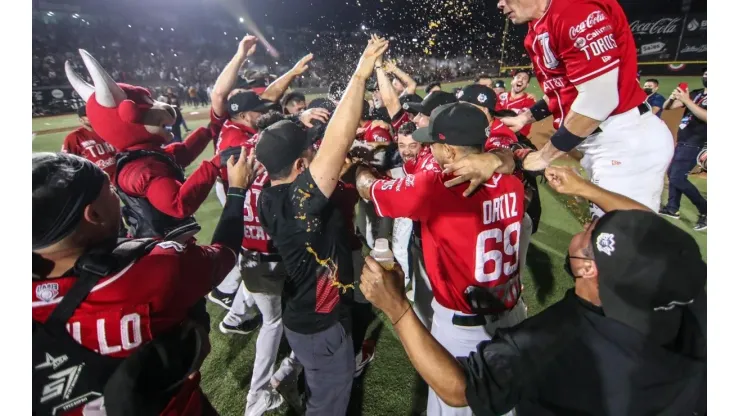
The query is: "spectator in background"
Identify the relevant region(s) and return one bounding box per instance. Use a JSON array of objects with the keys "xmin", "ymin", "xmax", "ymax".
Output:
[
  {"xmin": 360, "ymin": 166, "xmax": 706, "ymax": 416},
  {"xmin": 492, "ymin": 80, "xmax": 507, "ymax": 99},
  {"xmin": 661, "ymin": 69, "xmax": 708, "ymax": 231},
  {"xmin": 281, "ymin": 91, "xmax": 307, "ymax": 115},
  {"xmin": 61, "ymin": 105, "xmax": 117, "ymax": 178},
  {"xmin": 644, "ymin": 79, "xmax": 666, "ymax": 118}
]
